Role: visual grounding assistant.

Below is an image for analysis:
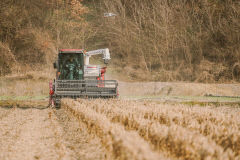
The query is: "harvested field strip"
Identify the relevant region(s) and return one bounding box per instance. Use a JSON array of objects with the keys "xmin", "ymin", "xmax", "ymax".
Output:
[
  {"xmin": 0, "ymin": 107, "xmax": 15, "ymax": 120},
  {"xmin": 79, "ymin": 99, "xmax": 235, "ymax": 160},
  {"xmin": 91, "ymin": 99, "xmax": 240, "ymax": 156},
  {"xmin": 49, "ymin": 109, "xmax": 73, "ymax": 159},
  {"xmin": 62, "ymin": 99, "xmax": 167, "ymax": 160},
  {"xmin": 0, "ymin": 108, "xmax": 34, "ymax": 159},
  {"xmin": 54, "ymin": 108, "xmax": 109, "ymax": 160}
]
